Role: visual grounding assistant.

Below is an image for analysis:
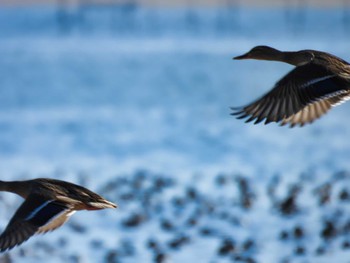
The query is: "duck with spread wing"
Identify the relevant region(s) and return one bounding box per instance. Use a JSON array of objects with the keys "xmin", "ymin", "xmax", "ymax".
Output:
[
  {"xmin": 232, "ymin": 46, "xmax": 350, "ymax": 127},
  {"xmin": 0, "ymin": 178, "xmax": 117, "ymax": 252}
]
